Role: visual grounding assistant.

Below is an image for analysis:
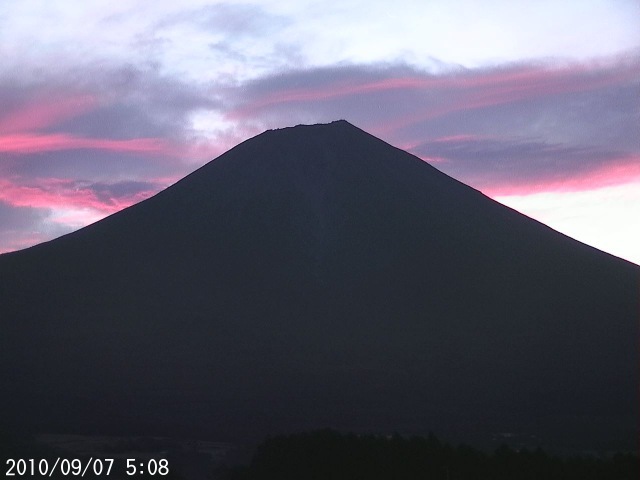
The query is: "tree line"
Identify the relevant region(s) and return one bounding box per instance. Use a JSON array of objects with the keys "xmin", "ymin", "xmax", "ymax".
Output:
[{"xmin": 220, "ymin": 429, "xmax": 638, "ymax": 480}]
